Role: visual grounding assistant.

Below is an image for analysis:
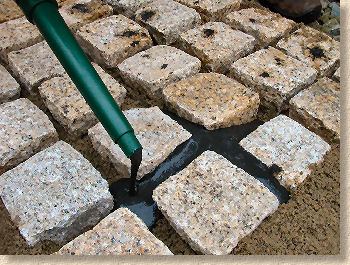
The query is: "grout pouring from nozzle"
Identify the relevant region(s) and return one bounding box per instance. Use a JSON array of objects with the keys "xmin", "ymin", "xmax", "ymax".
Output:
[{"xmin": 129, "ymin": 148, "xmax": 142, "ymax": 195}]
